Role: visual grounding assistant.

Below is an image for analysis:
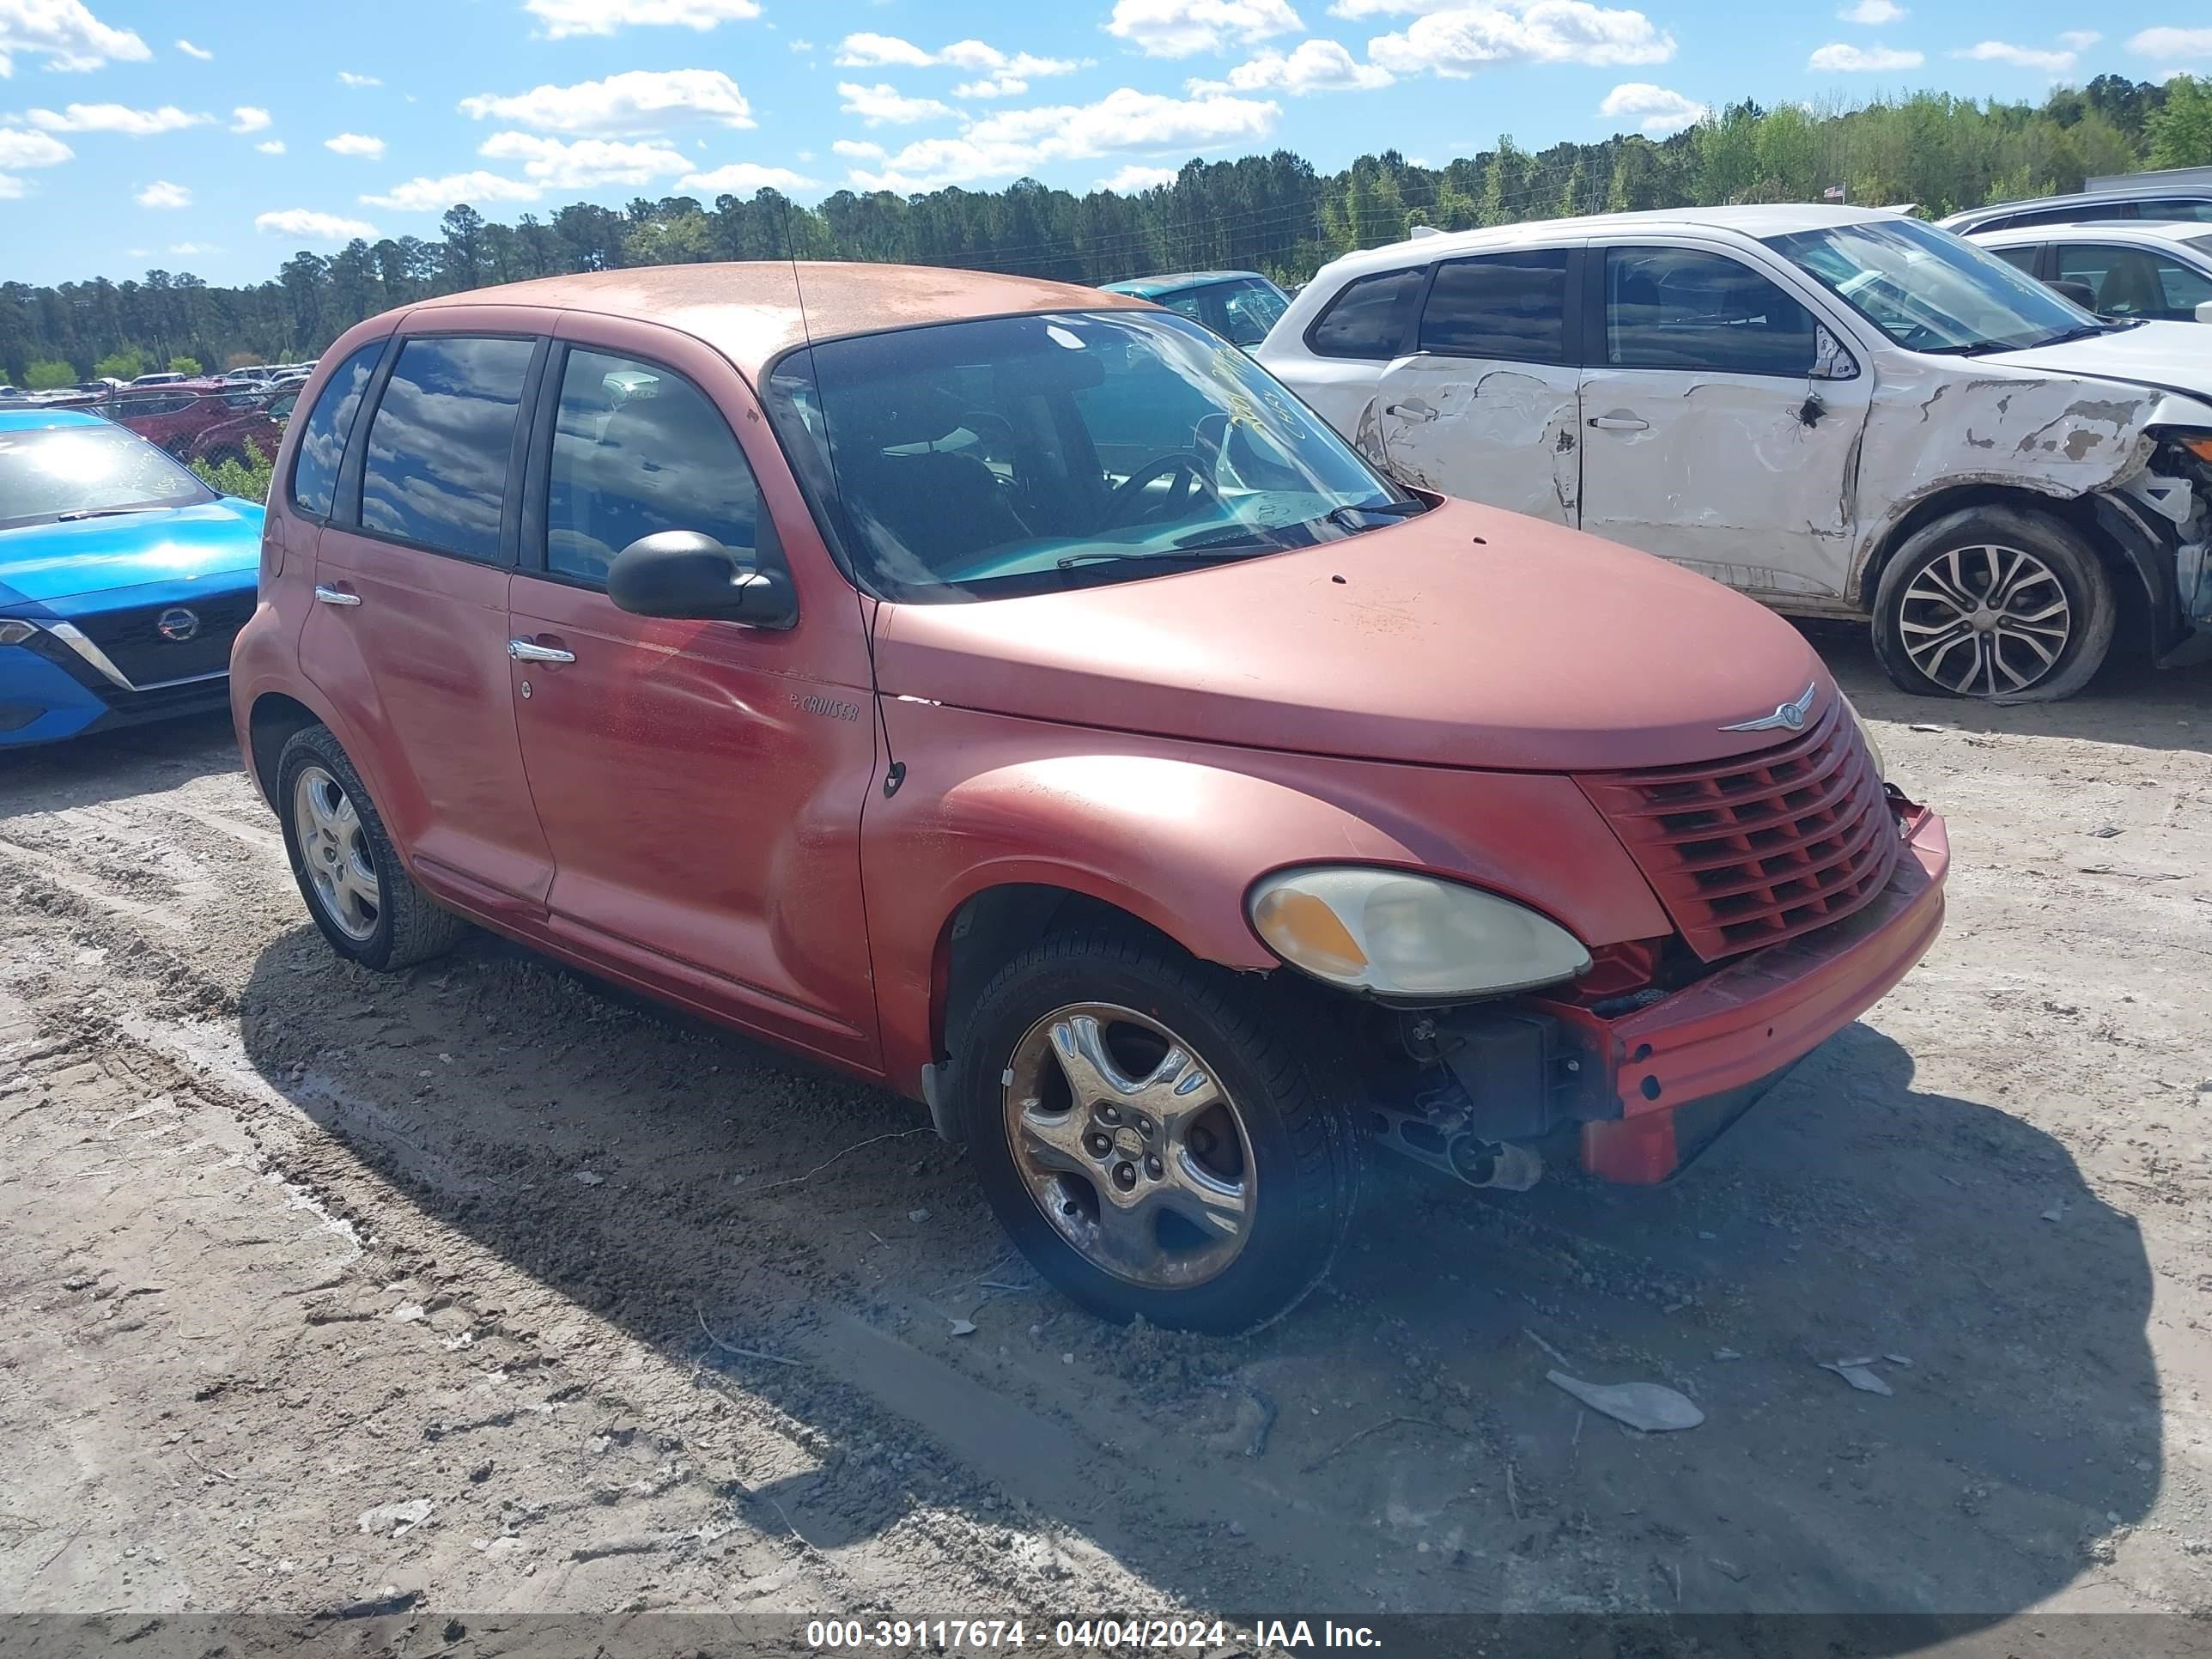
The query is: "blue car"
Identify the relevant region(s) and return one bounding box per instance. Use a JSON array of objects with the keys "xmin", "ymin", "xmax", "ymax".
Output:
[{"xmin": 0, "ymin": 407, "xmax": 264, "ymax": 746}]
